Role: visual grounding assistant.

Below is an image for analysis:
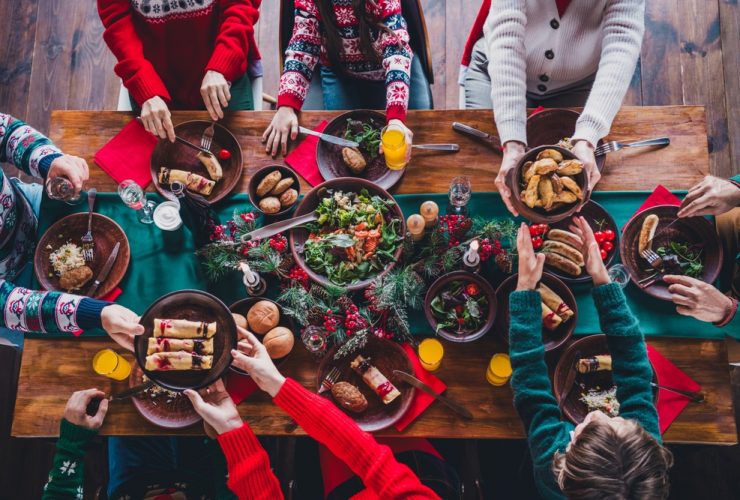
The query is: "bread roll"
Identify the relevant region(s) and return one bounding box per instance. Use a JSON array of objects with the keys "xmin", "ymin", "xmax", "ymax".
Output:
[
  {"xmin": 533, "ymin": 158, "xmax": 559, "ymax": 175},
  {"xmin": 270, "ymin": 177, "xmax": 295, "ymax": 195},
  {"xmin": 639, "ymin": 214, "xmax": 659, "ymax": 253},
  {"xmin": 263, "ymin": 326, "xmax": 294, "ymax": 359},
  {"xmin": 536, "ymin": 148, "xmax": 564, "ymax": 163},
  {"xmin": 232, "ymin": 313, "xmax": 248, "ymax": 330},
  {"xmin": 556, "ymin": 159, "xmax": 583, "ymax": 176},
  {"xmin": 542, "ymin": 240, "xmax": 585, "ymax": 266},
  {"xmin": 331, "ymin": 382, "xmax": 368, "ymax": 413},
  {"xmin": 246, "ymin": 301, "xmax": 280, "ymax": 334}
]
